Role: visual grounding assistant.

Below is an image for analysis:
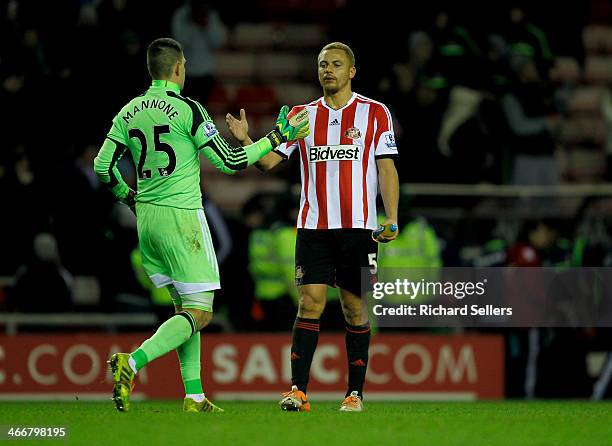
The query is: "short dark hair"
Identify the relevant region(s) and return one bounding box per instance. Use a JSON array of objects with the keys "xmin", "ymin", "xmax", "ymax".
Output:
[
  {"xmin": 147, "ymin": 38, "xmax": 183, "ymax": 79},
  {"xmin": 319, "ymin": 42, "xmax": 356, "ymax": 67}
]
